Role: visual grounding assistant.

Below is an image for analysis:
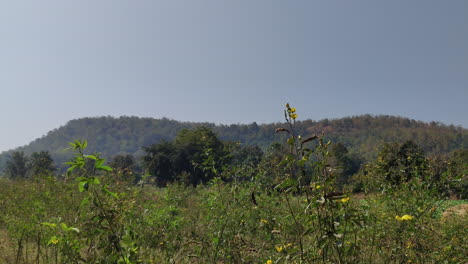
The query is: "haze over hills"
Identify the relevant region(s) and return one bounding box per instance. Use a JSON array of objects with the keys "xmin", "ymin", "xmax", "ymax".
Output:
[{"xmin": 0, "ymin": 115, "xmax": 466, "ymax": 173}]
